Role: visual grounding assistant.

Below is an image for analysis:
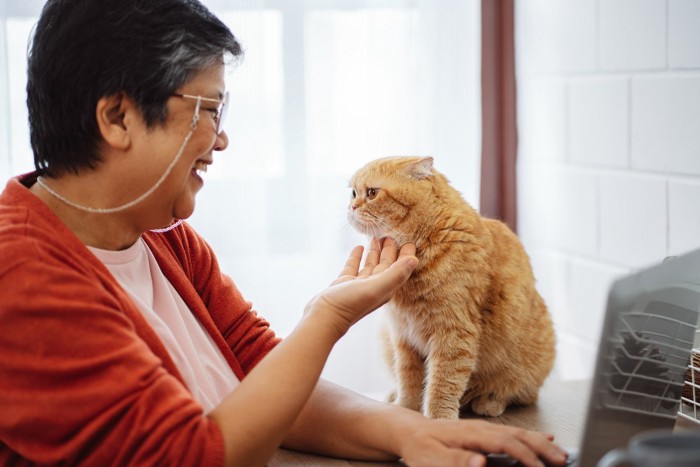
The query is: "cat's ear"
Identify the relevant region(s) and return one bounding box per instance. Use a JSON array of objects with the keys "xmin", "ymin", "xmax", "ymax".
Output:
[{"xmin": 406, "ymin": 157, "xmax": 434, "ymax": 180}]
